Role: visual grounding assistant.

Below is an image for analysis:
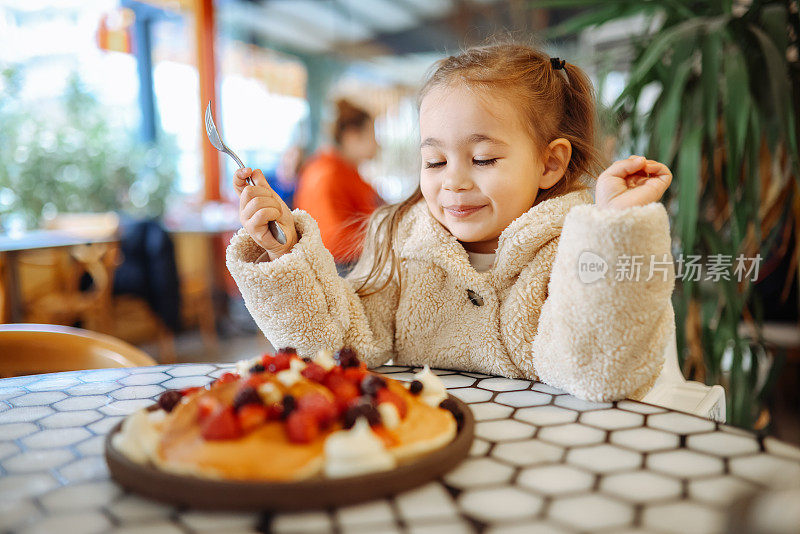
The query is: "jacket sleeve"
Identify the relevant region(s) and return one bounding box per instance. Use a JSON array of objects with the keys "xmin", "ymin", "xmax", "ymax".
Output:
[
  {"xmin": 525, "ymin": 201, "xmax": 677, "ymax": 402},
  {"xmin": 225, "ymin": 208, "xmax": 399, "ymax": 367}
]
